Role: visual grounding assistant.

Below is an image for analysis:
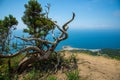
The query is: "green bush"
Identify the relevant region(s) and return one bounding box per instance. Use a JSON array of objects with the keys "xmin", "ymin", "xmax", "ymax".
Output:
[
  {"xmin": 66, "ymin": 70, "xmax": 80, "ymax": 80},
  {"xmin": 47, "ymin": 75, "xmax": 57, "ymax": 80},
  {"xmin": 101, "ymin": 49, "xmax": 120, "ymax": 60}
]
